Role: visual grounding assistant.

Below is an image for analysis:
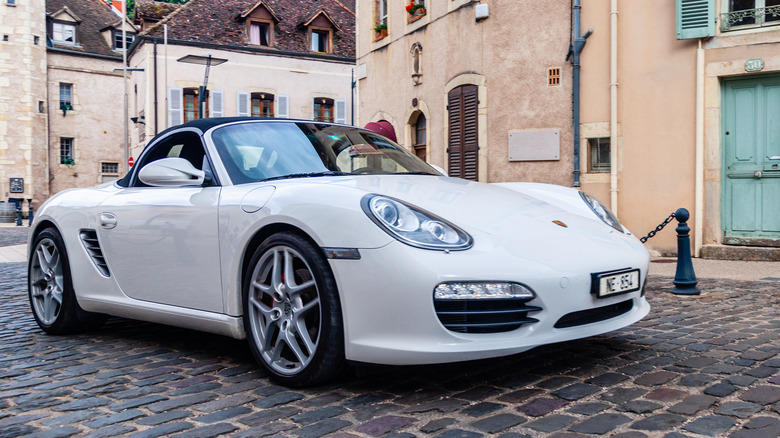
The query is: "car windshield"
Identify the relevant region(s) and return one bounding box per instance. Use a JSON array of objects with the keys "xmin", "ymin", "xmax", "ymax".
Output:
[{"xmin": 211, "ymin": 121, "xmax": 440, "ymax": 184}]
